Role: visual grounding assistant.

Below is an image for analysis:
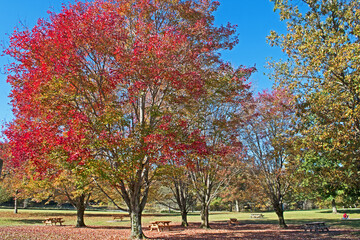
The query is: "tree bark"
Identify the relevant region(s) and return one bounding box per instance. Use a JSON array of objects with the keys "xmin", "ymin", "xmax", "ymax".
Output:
[
  {"xmin": 181, "ymin": 210, "xmax": 189, "ymax": 227},
  {"xmin": 130, "ymin": 208, "xmax": 144, "ymax": 239},
  {"xmin": 14, "ymin": 190, "xmax": 19, "ymax": 214},
  {"xmin": 14, "ymin": 196, "xmax": 18, "ymax": 214},
  {"xmin": 274, "ymin": 202, "xmax": 287, "ymax": 228},
  {"xmin": 332, "ymin": 199, "xmax": 338, "ymax": 214},
  {"xmin": 75, "ymin": 194, "xmax": 87, "ymax": 228},
  {"xmin": 235, "ymin": 200, "xmax": 240, "ymax": 212},
  {"xmin": 200, "ymin": 203, "xmax": 210, "ymax": 228},
  {"xmin": 0, "ymin": 158, "xmax": 3, "ymax": 175},
  {"xmin": 173, "ymin": 181, "xmax": 190, "ymax": 227},
  {"xmin": 119, "ymin": 164, "xmax": 150, "ymax": 239}
]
